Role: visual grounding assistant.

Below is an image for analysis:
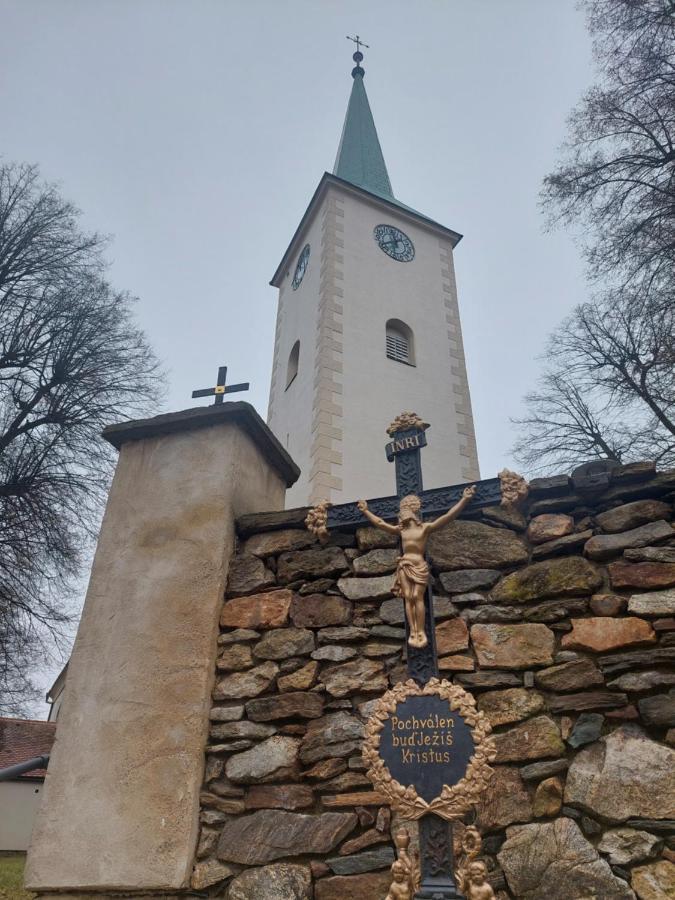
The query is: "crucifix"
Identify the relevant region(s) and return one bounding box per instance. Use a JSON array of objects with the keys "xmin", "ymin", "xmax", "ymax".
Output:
[
  {"xmin": 307, "ymin": 413, "xmax": 524, "ymax": 899},
  {"xmin": 191, "ymin": 365, "xmax": 249, "ymax": 406}
]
